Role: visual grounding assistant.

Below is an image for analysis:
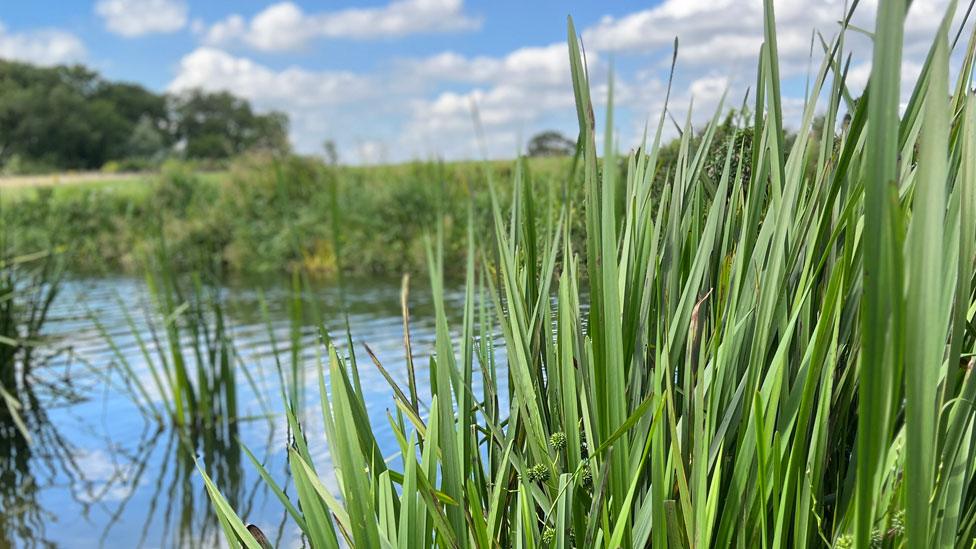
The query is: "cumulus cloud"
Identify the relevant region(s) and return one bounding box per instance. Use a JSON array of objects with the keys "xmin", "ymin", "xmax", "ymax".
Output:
[
  {"xmin": 579, "ymin": 0, "xmax": 969, "ymax": 146},
  {"xmin": 356, "ymin": 140, "xmax": 390, "ymax": 165},
  {"xmin": 0, "ymin": 21, "xmax": 85, "ymax": 65},
  {"xmin": 169, "ymin": 47, "xmax": 379, "ymax": 155},
  {"xmin": 168, "ymin": 0, "xmax": 967, "ymax": 163},
  {"xmin": 582, "ymin": 0, "xmax": 955, "ymax": 75},
  {"xmin": 402, "ymin": 42, "xmax": 577, "ymax": 86},
  {"xmin": 397, "ymin": 43, "xmax": 586, "ymax": 158},
  {"xmin": 95, "ymin": 0, "xmax": 188, "ymax": 37},
  {"xmin": 203, "ymin": 0, "xmax": 481, "ymax": 52},
  {"xmin": 169, "ymin": 47, "xmax": 371, "ymax": 108},
  {"xmin": 846, "ymin": 59, "xmax": 926, "ymax": 96}
]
